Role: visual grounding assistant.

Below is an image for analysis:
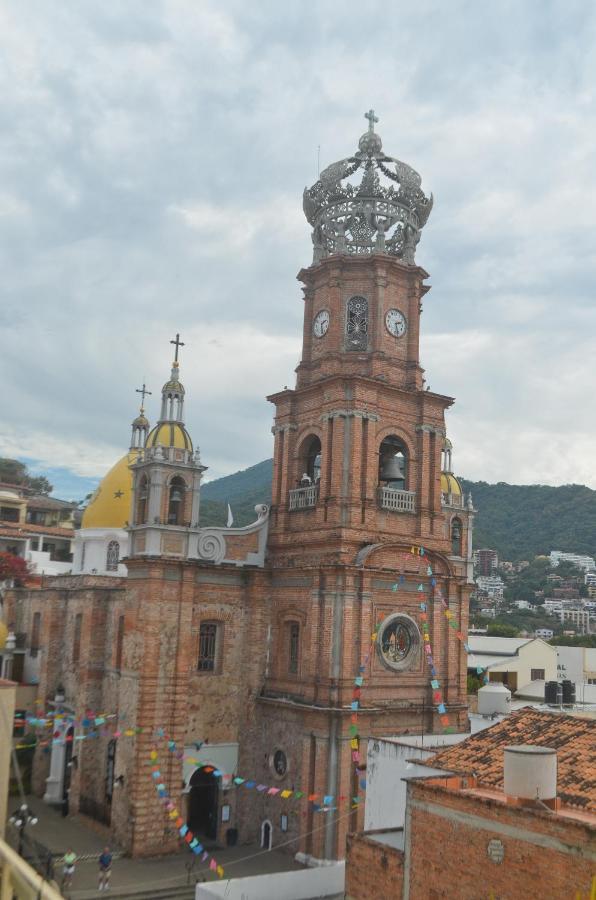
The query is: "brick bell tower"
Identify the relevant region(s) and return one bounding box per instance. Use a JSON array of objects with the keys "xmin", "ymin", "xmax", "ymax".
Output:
[{"xmin": 238, "ymin": 111, "xmax": 473, "ymax": 862}]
